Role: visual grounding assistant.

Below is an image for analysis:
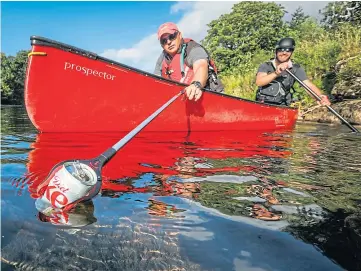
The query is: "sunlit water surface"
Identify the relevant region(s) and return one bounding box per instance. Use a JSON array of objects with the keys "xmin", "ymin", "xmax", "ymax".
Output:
[{"xmin": 1, "ymin": 106, "xmax": 361, "ymax": 271}]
